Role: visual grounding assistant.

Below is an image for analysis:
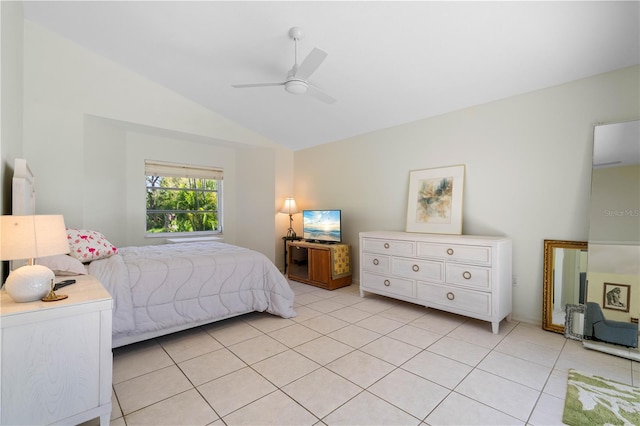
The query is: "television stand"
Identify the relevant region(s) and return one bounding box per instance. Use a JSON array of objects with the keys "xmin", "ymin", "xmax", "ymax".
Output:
[{"xmin": 287, "ymin": 240, "xmax": 352, "ymax": 290}]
